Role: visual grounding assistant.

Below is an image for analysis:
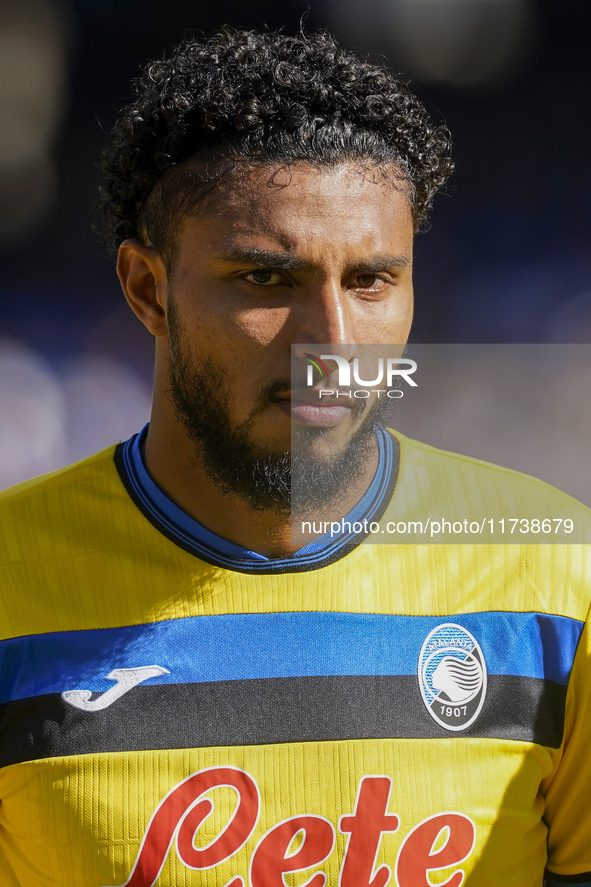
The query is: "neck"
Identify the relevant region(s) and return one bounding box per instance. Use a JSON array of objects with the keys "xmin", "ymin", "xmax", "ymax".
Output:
[{"xmin": 143, "ymin": 401, "xmax": 380, "ymax": 559}]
